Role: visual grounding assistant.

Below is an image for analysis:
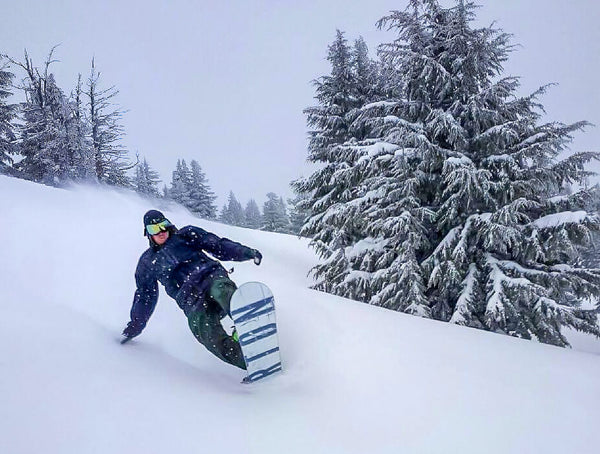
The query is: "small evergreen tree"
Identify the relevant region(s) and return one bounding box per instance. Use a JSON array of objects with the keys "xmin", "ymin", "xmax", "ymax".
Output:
[
  {"xmin": 244, "ymin": 199, "xmax": 262, "ymax": 229},
  {"xmin": 134, "ymin": 158, "xmax": 162, "ymax": 198},
  {"xmin": 0, "ymin": 56, "xmax": 17, "ymax": 174},
  {"xmin": 220, "ymin": 191, "xmax": 245, "ymax": 226},
  {"xmin": 219, "ymin": 202, "xmax": 228, "ymax": 222},
  {"xmin": 169, "ymin": 159, "xmax": 193, "ymax": 206},
  {"xmin": 288, "ymin": 192, "xmax": 311, "ymax": 236},
  {"xmin": 262, "ymin": 192, "xmax": 291, "ymax": 233},
  {"xmin": 187, "ymin": 160, "xmax": 217, "ymax": 219}
]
